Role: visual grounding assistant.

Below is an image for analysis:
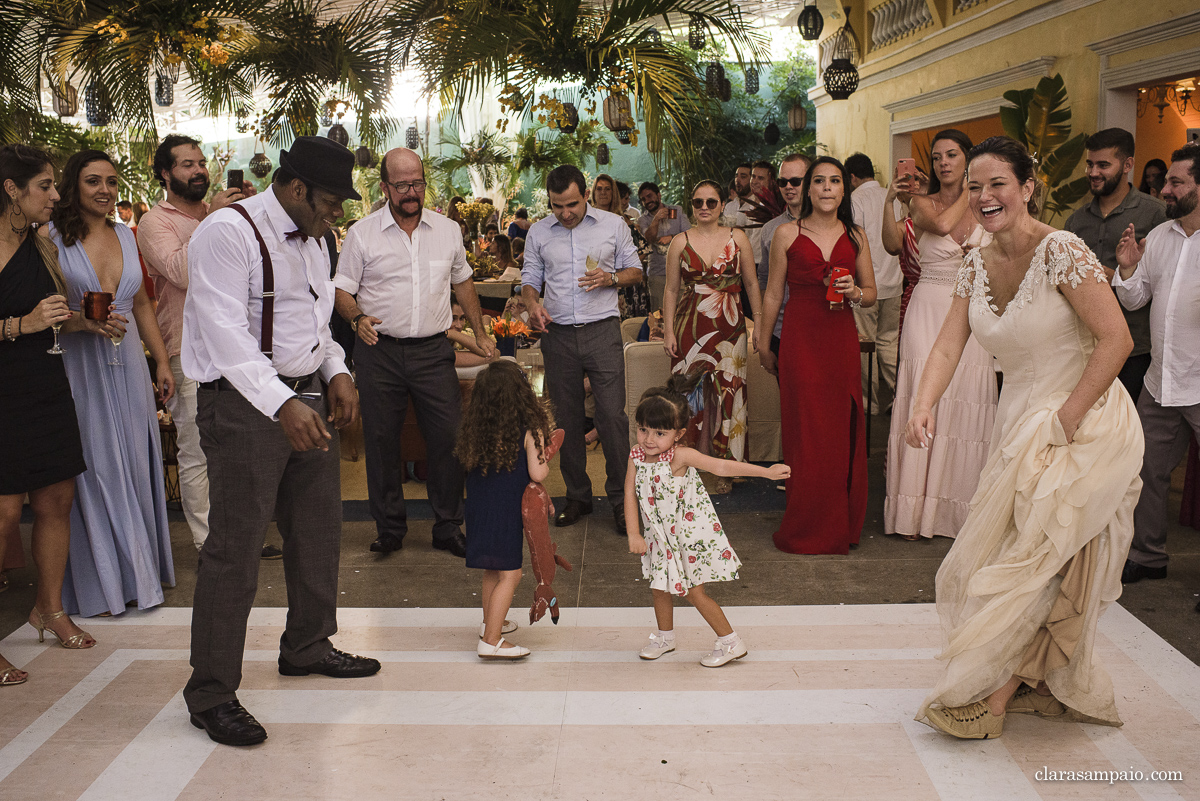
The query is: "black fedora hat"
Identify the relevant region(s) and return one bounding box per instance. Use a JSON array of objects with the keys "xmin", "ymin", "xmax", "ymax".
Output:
[{"xmin": 277, "ymin": 136, "xmax": 362, "ymax": 201}]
